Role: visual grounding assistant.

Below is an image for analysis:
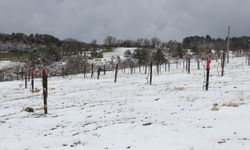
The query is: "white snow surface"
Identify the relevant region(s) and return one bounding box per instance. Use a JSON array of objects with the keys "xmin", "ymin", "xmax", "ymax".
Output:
[
  {"xmin": 1, "ymin": 57, "xmax": 250, "ymax": 150},
  {"xmin": 103, "ymin": 47, "xmax": 137, "ymax": 59},
  {"xmin": 0, "ymin": 61, "xmax": 23, "ymax": 69}
]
